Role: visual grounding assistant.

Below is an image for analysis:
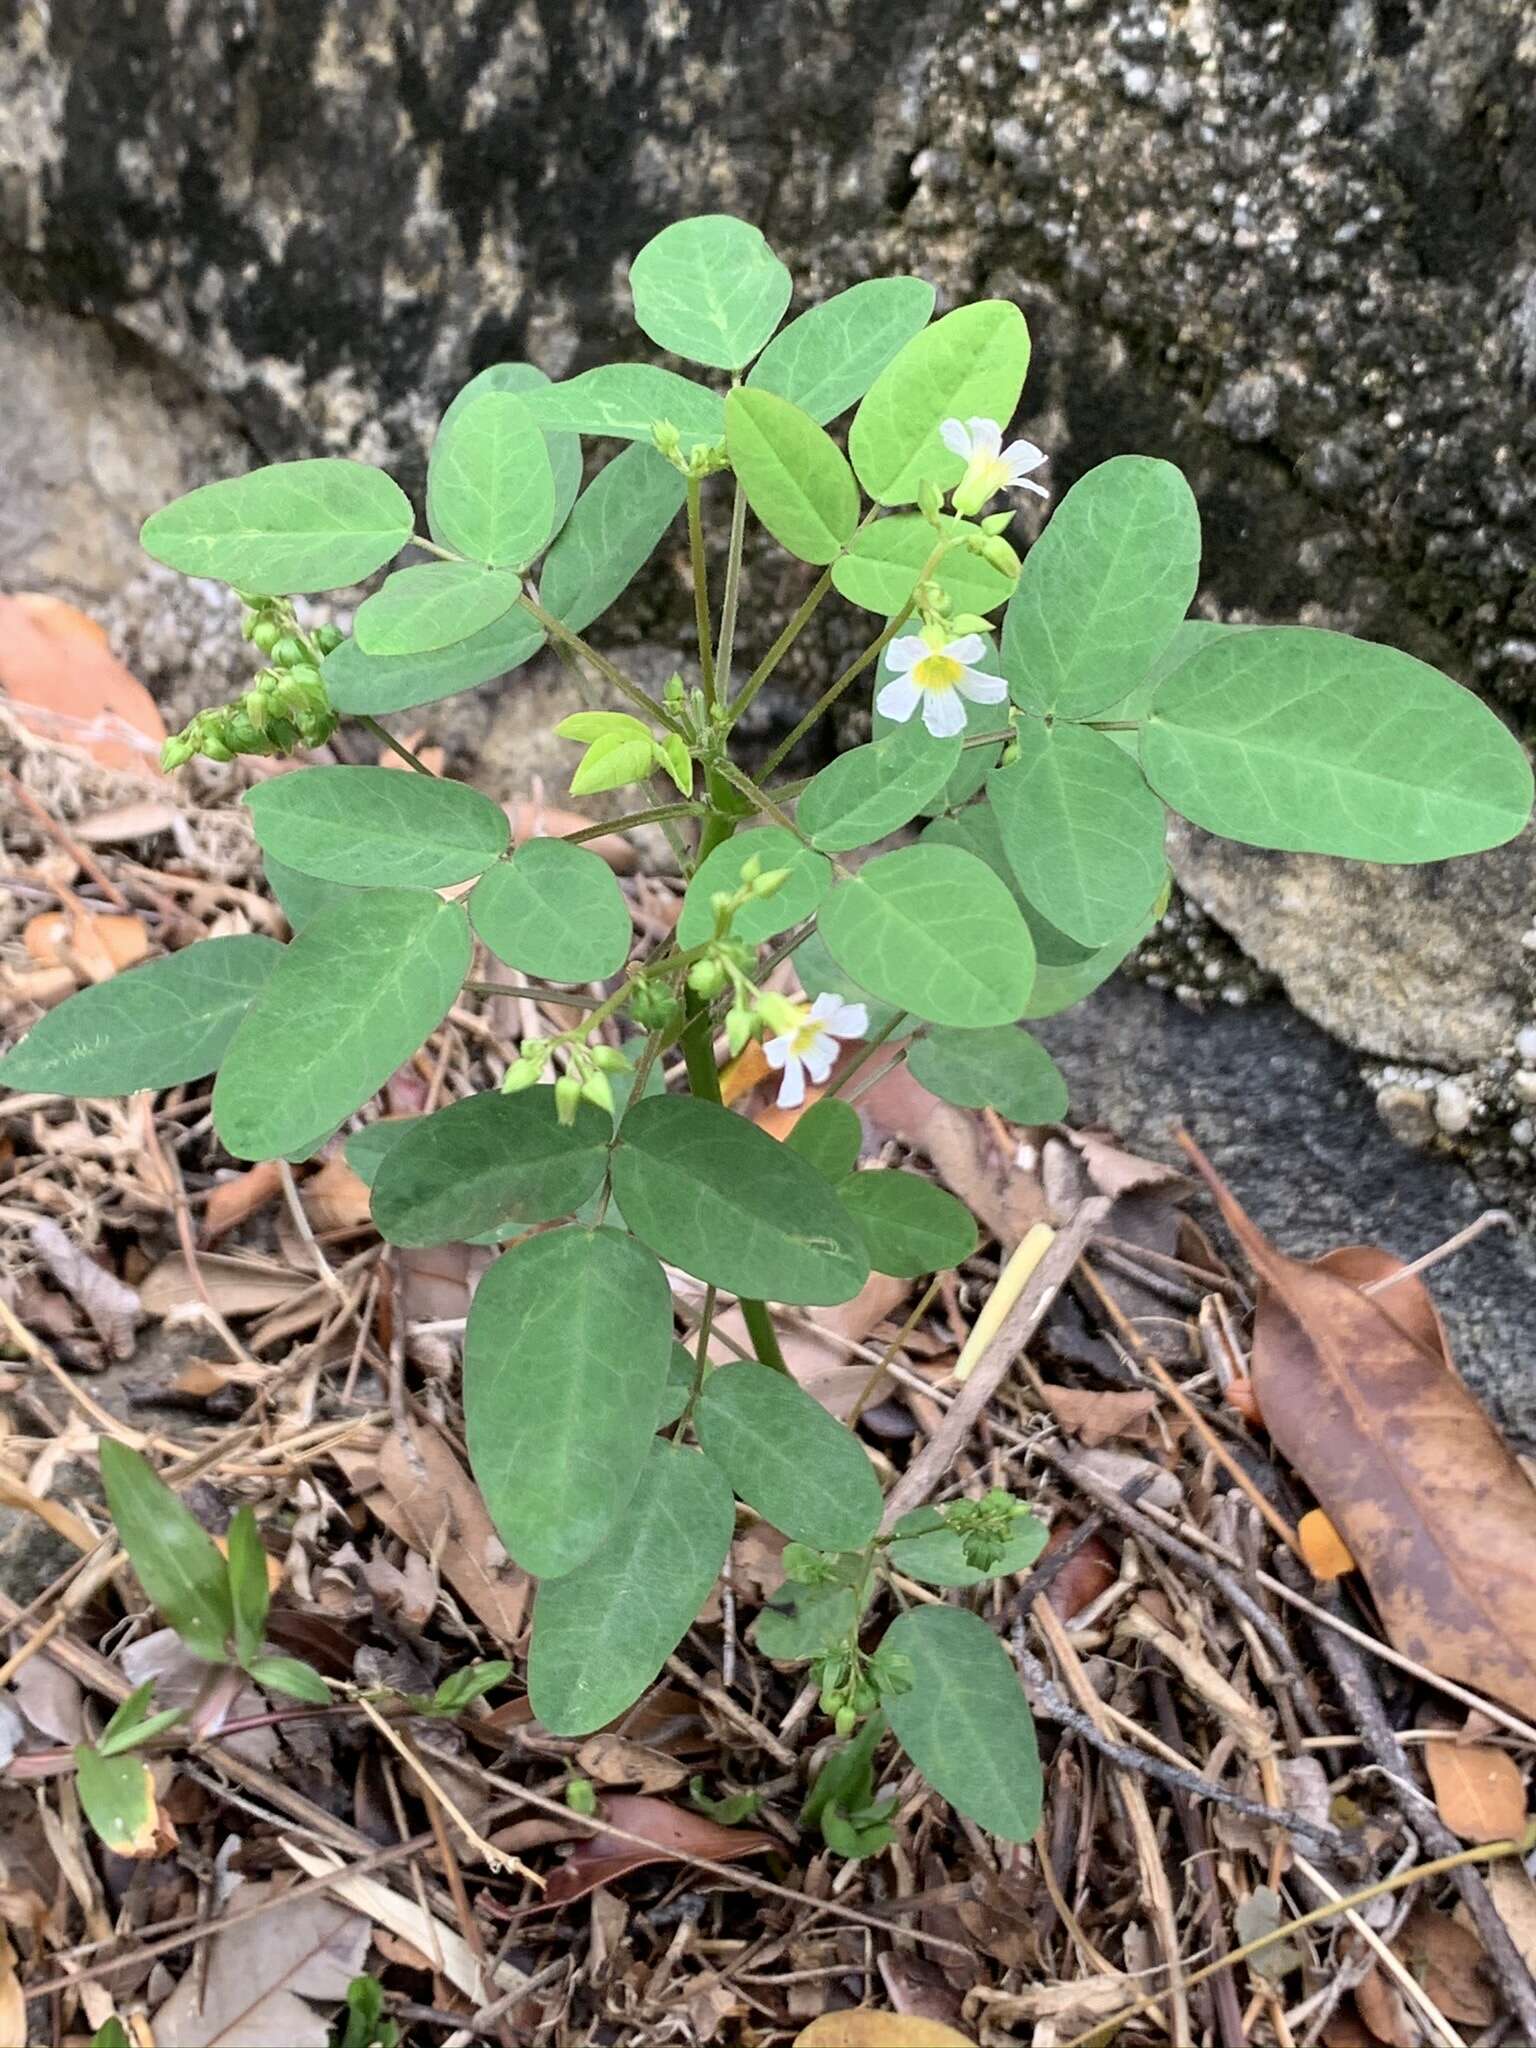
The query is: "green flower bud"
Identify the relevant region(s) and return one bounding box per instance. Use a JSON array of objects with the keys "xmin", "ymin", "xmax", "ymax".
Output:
[
  {"xmin": 663, "ymin": 672, "xmax": 686, "ymax": 707},
  {"xmin": 628, "ymin": 980, "xmax": 682, "ymax": 1033},
  {"xmin": 980, "ymin": 511, "xmax": 1015, "ymax": 536},
  {"xmin": 724, "ymin": 1005, "xmax": 754, "ymax": 1059},
  {"xmin": 579, "ymin": 1067, "xmax": 615, "ymax": 1117},
  {"xmin": 501, "ymin": 1059, "xmax": 541, "ymax": 1095},
  {"xmin": 709, "ymin": 889, "xmax": 735, "ymax": 922},
  {"xmin": 285, "ymin": 662, "xmax": 323, "ymax": 691},
  {"xmin": 917, "ymin": 476, "xmax": 944, "ymax": 525},
  {"xmin": 977, "ymin": 534, "xmax": 1022, "ymax": 579},
  {"xmin": 250, "ymin": 618, "xmax": 281, "ymax": 653},
  {"xmin": 554, "ymin": 1073, "xmax": 584, "ymax": 1126},
  {"xmin": 834, "ymin": 1704, "xmax": 858, "ymax": 1738},
  {"xmin": 947, "ymin": 613, "xmax": 992, "ymax": 637},
  {"xmin": 738, "ymin": 852, "xmax": 764, "ymax": 886},
  {"xmin": 272, "ymin": 636, "xmax": 306, "ymax": 668},
  {"xmin": 687, "ymin": 958, "xmax": 726, "ymax": 998},
  {"xmin": 565, "ymin": 1777, "xmax": 598, "ymax": 1816},
  {"xmin": 160, "ymin": 733, "xmax": 196, "ymax": 771},
  {"xmin": 201, "ymin": 731, "xmax": 235, "ymax": 763},
  {"xmin": 314, "ymin": 623, "xmax": 345, "ymax": 656},
  {"xmin": 752, "ymin": 866, "xmax": 791, "ymax": 900}
]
